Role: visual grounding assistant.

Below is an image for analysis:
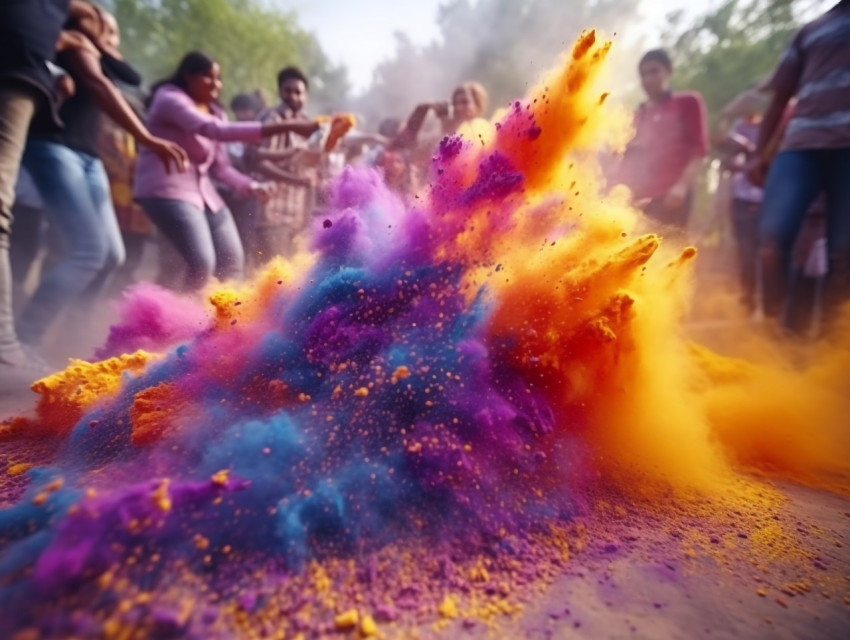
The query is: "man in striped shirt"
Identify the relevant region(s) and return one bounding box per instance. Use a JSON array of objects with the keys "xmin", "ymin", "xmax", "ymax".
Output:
[{"xmin": 750, "ymin": 0, "xmax": 850, "ymax": 327}]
